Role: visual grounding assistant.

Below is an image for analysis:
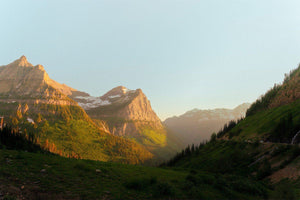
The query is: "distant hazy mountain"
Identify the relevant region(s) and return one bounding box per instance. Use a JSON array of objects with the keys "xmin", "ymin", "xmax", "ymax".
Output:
[{"xmin": 164, "ymin": 103, "xmax": 250, "ymax": 146}]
